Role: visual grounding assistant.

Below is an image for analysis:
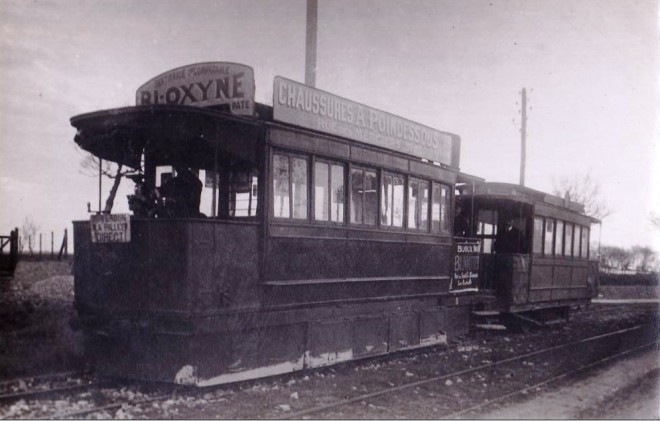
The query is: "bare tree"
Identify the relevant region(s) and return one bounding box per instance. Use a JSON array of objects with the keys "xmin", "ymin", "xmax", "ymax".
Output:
[
  {"xmin": 553, "ymin": 172, "xmax": 610, "ymax": 220},
  {"xmin": 632, "ymin": 246, "xmax": 657, "ymax": 273},
  {"xmin": 19, "ymin": 216, "xmax": 38, "ymax": 254},
  {"xmin": 80, "ymin": 153, "xmax": 138, "ymax": 213},
  {"xmin": 651, "ymin": 213, "xmax": 660, "ymax": 229}
]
